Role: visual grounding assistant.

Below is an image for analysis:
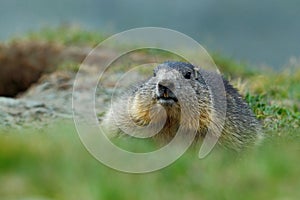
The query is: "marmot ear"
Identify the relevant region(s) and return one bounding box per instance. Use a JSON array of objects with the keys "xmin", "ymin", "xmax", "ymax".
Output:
[{"xmin": 194, "ymin": 68, "xmax": 200, "ymax": 80}]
